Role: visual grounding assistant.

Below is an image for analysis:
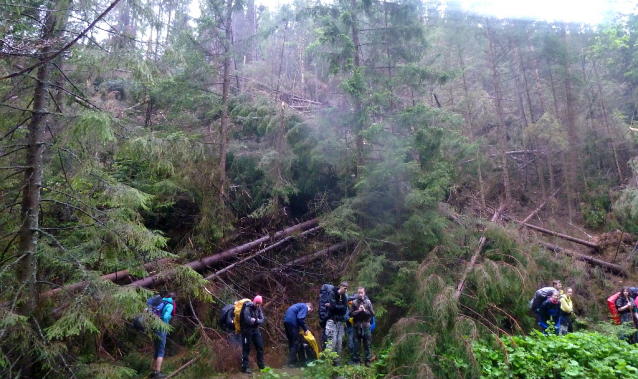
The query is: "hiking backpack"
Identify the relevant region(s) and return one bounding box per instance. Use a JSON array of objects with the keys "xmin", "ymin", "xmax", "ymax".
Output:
[
  {"xmin": 218, "ymin": 304, "xmax": 236, "ymax": 332},
  {"xmin": 318, "ymin": 284, "xmax": 334, "ymax": 327},
  {"xmin": 233, "ymin": 298, "xmax": 251, "ymax": 334},
  {"xmin": 607, "ymin": 292, "xmax": 621, "ymax": 325},
  {"xmin": 529, "ymin": 287, "xmax": 556, "ymax": 313},
  {"xmin": 147, "ymin": 294, "xmax": 174, "ymax": 319},
  {"xmin": 133, "ymin": 295, "xmax": 173, "ymax": 332}
]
